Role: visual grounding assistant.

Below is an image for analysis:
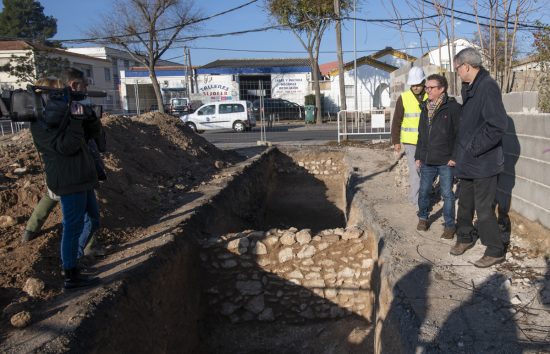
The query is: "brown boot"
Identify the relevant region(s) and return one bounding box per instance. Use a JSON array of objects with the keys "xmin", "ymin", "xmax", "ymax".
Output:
[
  {"xmin": 450, "ymin": 240, "xmax": 475, "ymax": 256},
  {"xmin": 473, "ymin": 255, "xmax": 505, "ymax": 268},
  {"xmin": 417, "ymin": 219, "xmax": 429, "ymax": 231},
  {"xmin": 441, "ymin": 227, "xmax": 456, "ymax": 240}
]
